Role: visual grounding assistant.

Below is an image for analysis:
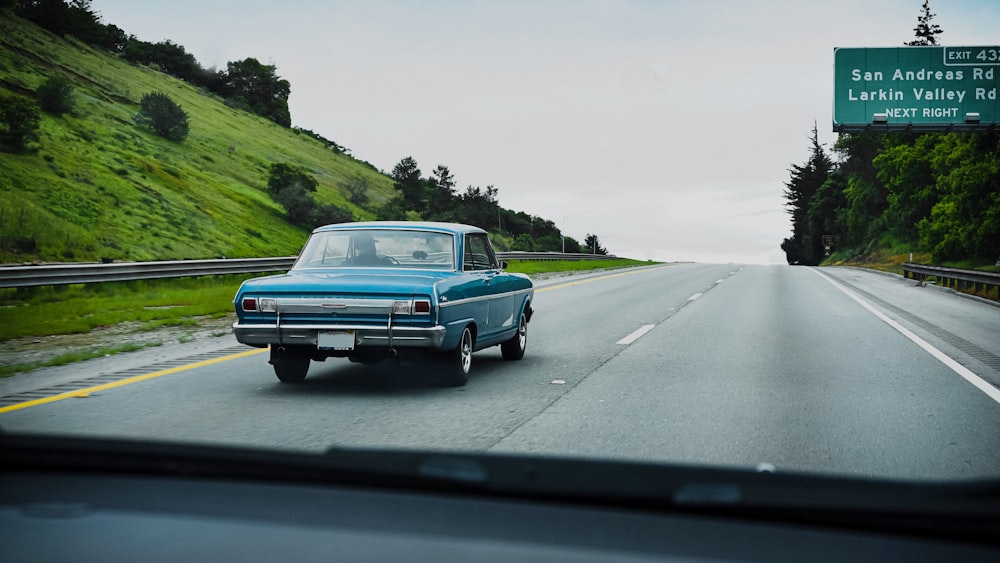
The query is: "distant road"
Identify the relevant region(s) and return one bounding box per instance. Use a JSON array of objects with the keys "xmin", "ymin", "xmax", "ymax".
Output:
[{"xmin": 3, "ymin": 264, "xmax": 999, "ymax": 481}]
